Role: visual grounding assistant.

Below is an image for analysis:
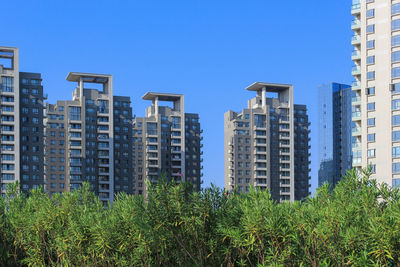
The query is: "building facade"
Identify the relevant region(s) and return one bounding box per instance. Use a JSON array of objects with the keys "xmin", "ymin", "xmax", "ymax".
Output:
[
  {"xmin": 0, "ymin": 46, "xmax": 45, "ymax": 196},
  {"xmin": 351, "ymin": 0, "xmax": 400, "ymax": 185},
  {"xmin": 224, "ymin": 82, "xmax": 310, "ymax": 202},
  {"xmin": 132, "ymin": 93, "xmax": 202, "ymax": 195},
  {"xmin": 44, "ymin": 73, "xmax": 133, "ymax": 204},
  {"xmin": 318, "ymin": 83, "xmax": 353, "ymax": 187}
]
